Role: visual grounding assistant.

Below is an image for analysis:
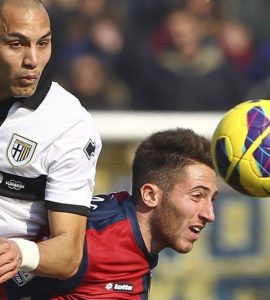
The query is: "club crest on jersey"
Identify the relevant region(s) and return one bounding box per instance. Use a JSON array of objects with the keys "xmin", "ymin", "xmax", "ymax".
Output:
[{"xmin": 7, "ymin": 134, "xmax": 37, "ymax": 167}]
